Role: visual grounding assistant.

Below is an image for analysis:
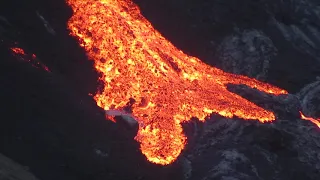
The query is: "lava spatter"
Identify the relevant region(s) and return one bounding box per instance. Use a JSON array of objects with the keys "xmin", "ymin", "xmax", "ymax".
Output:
[
  {"xmin": 66, "ymin": 0, "xmax": 288, "ymax": 165},
  {"xmin": 10, "ymin": 47, "xmax": 50, "ymax": 72}
]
